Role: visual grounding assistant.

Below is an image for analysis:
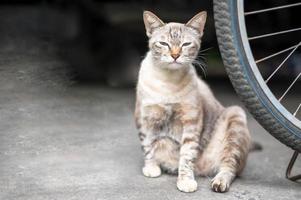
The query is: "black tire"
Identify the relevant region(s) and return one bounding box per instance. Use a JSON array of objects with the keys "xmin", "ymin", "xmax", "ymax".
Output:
[{"xmin": 213, "ymin": 0, "xmax": 301, "ymax": 152}]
